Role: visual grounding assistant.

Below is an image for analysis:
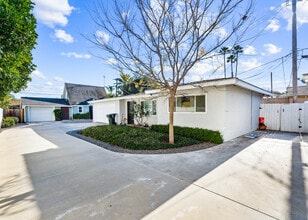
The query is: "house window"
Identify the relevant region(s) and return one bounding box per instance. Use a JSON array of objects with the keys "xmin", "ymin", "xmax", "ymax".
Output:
[
  {"xmin": 141, "ymin": 100, "xmax": 157, "ymax": 115},
  {"xmin": 152, "ymin": 100, "xmax": 157, "ymax": 115},
  {"xmin": 172, "ymin": 95, "xmax": 206, "ymax": 112},
  {"xmin": 196, "ymin": 95, "xmax": 206, "ymax": 112},
  {"xmin": 176, "ymin": 96, "xmax": 195, "ymax": 112},
  {"xmin": 78, "ymin": 106, "xmax": 83, "ymax": 113}
]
